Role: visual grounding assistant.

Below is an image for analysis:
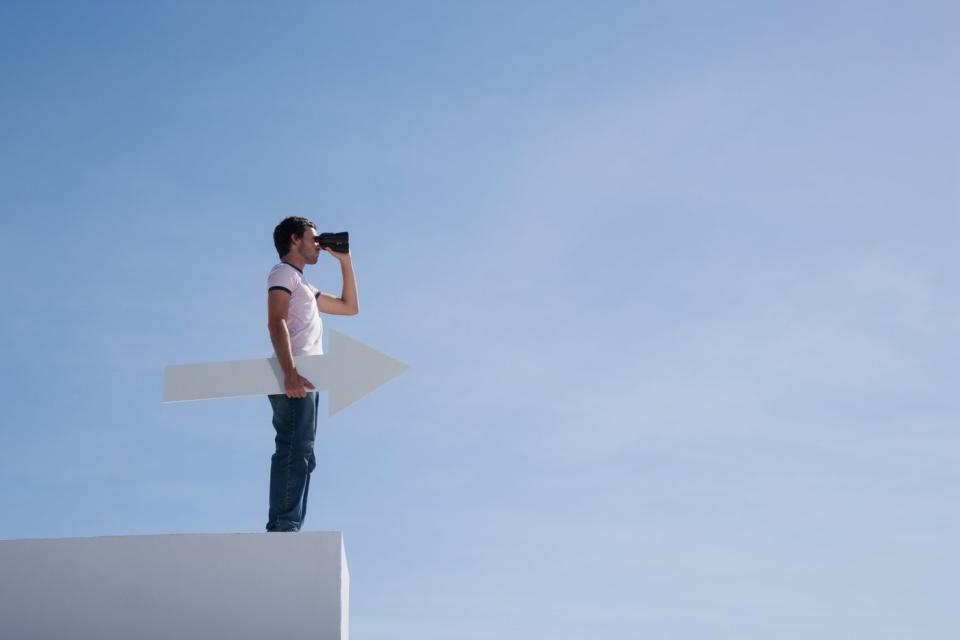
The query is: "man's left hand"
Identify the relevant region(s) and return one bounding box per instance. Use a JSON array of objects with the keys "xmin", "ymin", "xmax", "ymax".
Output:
[{"xmin": 322, "ymin": 246, "xmax": 351, "ymax": 262}]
